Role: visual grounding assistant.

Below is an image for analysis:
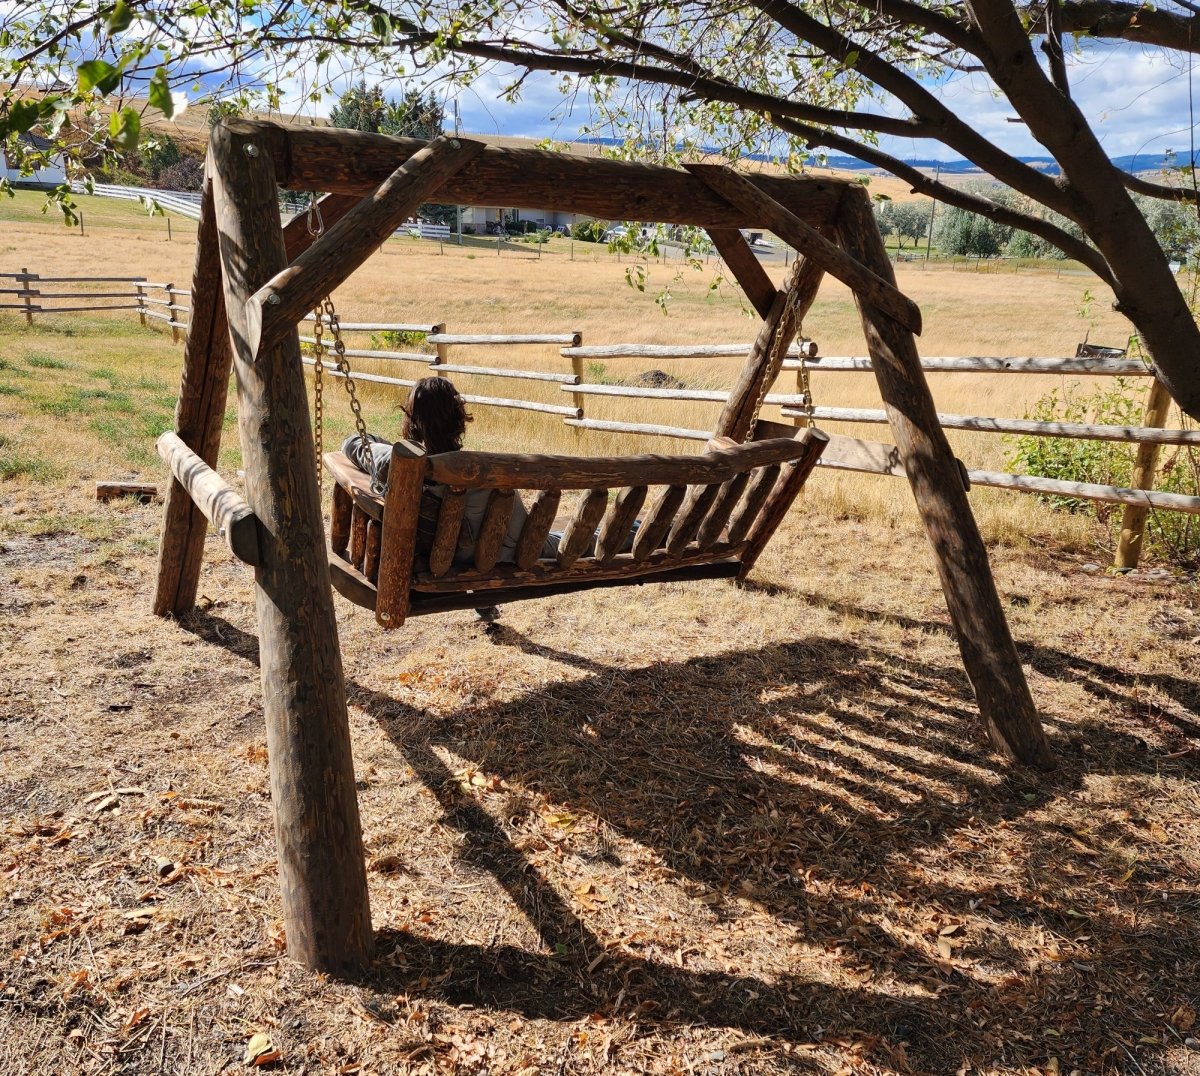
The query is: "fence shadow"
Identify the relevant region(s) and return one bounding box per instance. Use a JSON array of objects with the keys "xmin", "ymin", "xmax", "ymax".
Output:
[{"xmin": 183, "ymin": 610, "xmax": 1199, "ymax": 1071}]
